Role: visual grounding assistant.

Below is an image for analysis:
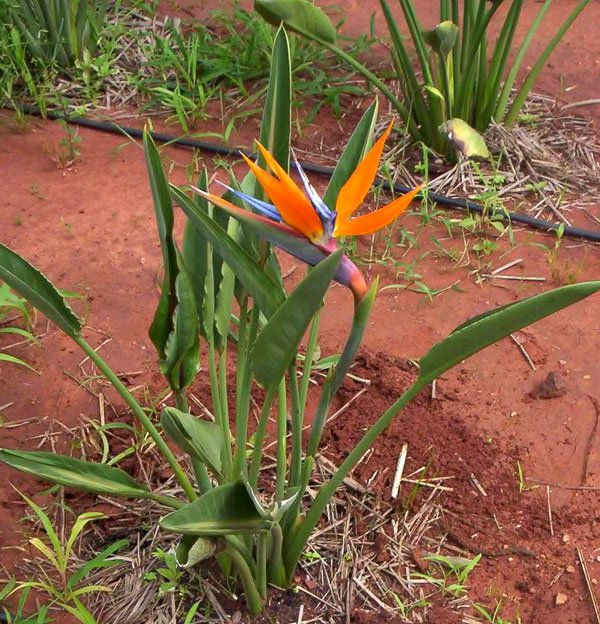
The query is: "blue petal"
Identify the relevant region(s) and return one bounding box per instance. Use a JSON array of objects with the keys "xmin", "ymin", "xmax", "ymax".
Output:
[
  {"xmin": 291, "ymin": 152, "xmax": 333, "ymax": 222},
  {"xmin": 215, "ymin": 181, "xmax": 282, "ymax": 222}
]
